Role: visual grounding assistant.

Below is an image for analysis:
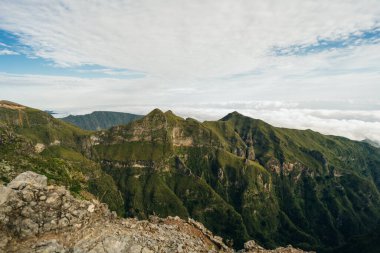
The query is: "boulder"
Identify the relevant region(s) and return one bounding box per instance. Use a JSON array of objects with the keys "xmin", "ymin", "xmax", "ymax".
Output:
[
  {"xmin": 7, "ymin": 171, "xmax": 47, "ymax": 189},
  {"xmin": 244, "ymin": 240, "xmax": 264, "ymax": 250}
]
